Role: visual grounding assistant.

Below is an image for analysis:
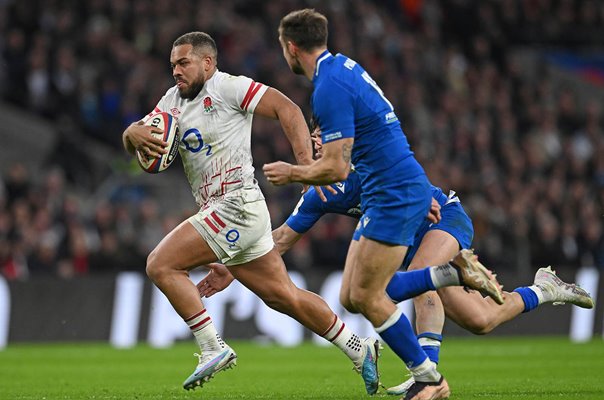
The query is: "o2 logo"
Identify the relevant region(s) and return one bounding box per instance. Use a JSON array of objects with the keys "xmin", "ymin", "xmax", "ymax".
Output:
[
  {"xmin": 226, "ymin": 229, "xmax": 240, "ymax": 249},
  {"xmin": 182, "ymin": 128, "xmax": 213, "ymax": 156}
]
